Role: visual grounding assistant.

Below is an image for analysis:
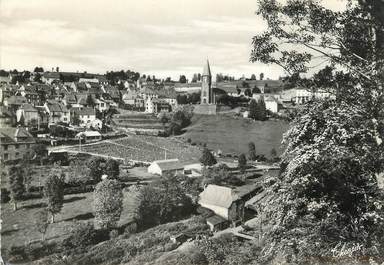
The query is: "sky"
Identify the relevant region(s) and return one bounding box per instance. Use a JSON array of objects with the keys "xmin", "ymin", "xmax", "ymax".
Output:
[{"xmin": 0, "ymin": 0, "xmax": 347, "ymax": 80}]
